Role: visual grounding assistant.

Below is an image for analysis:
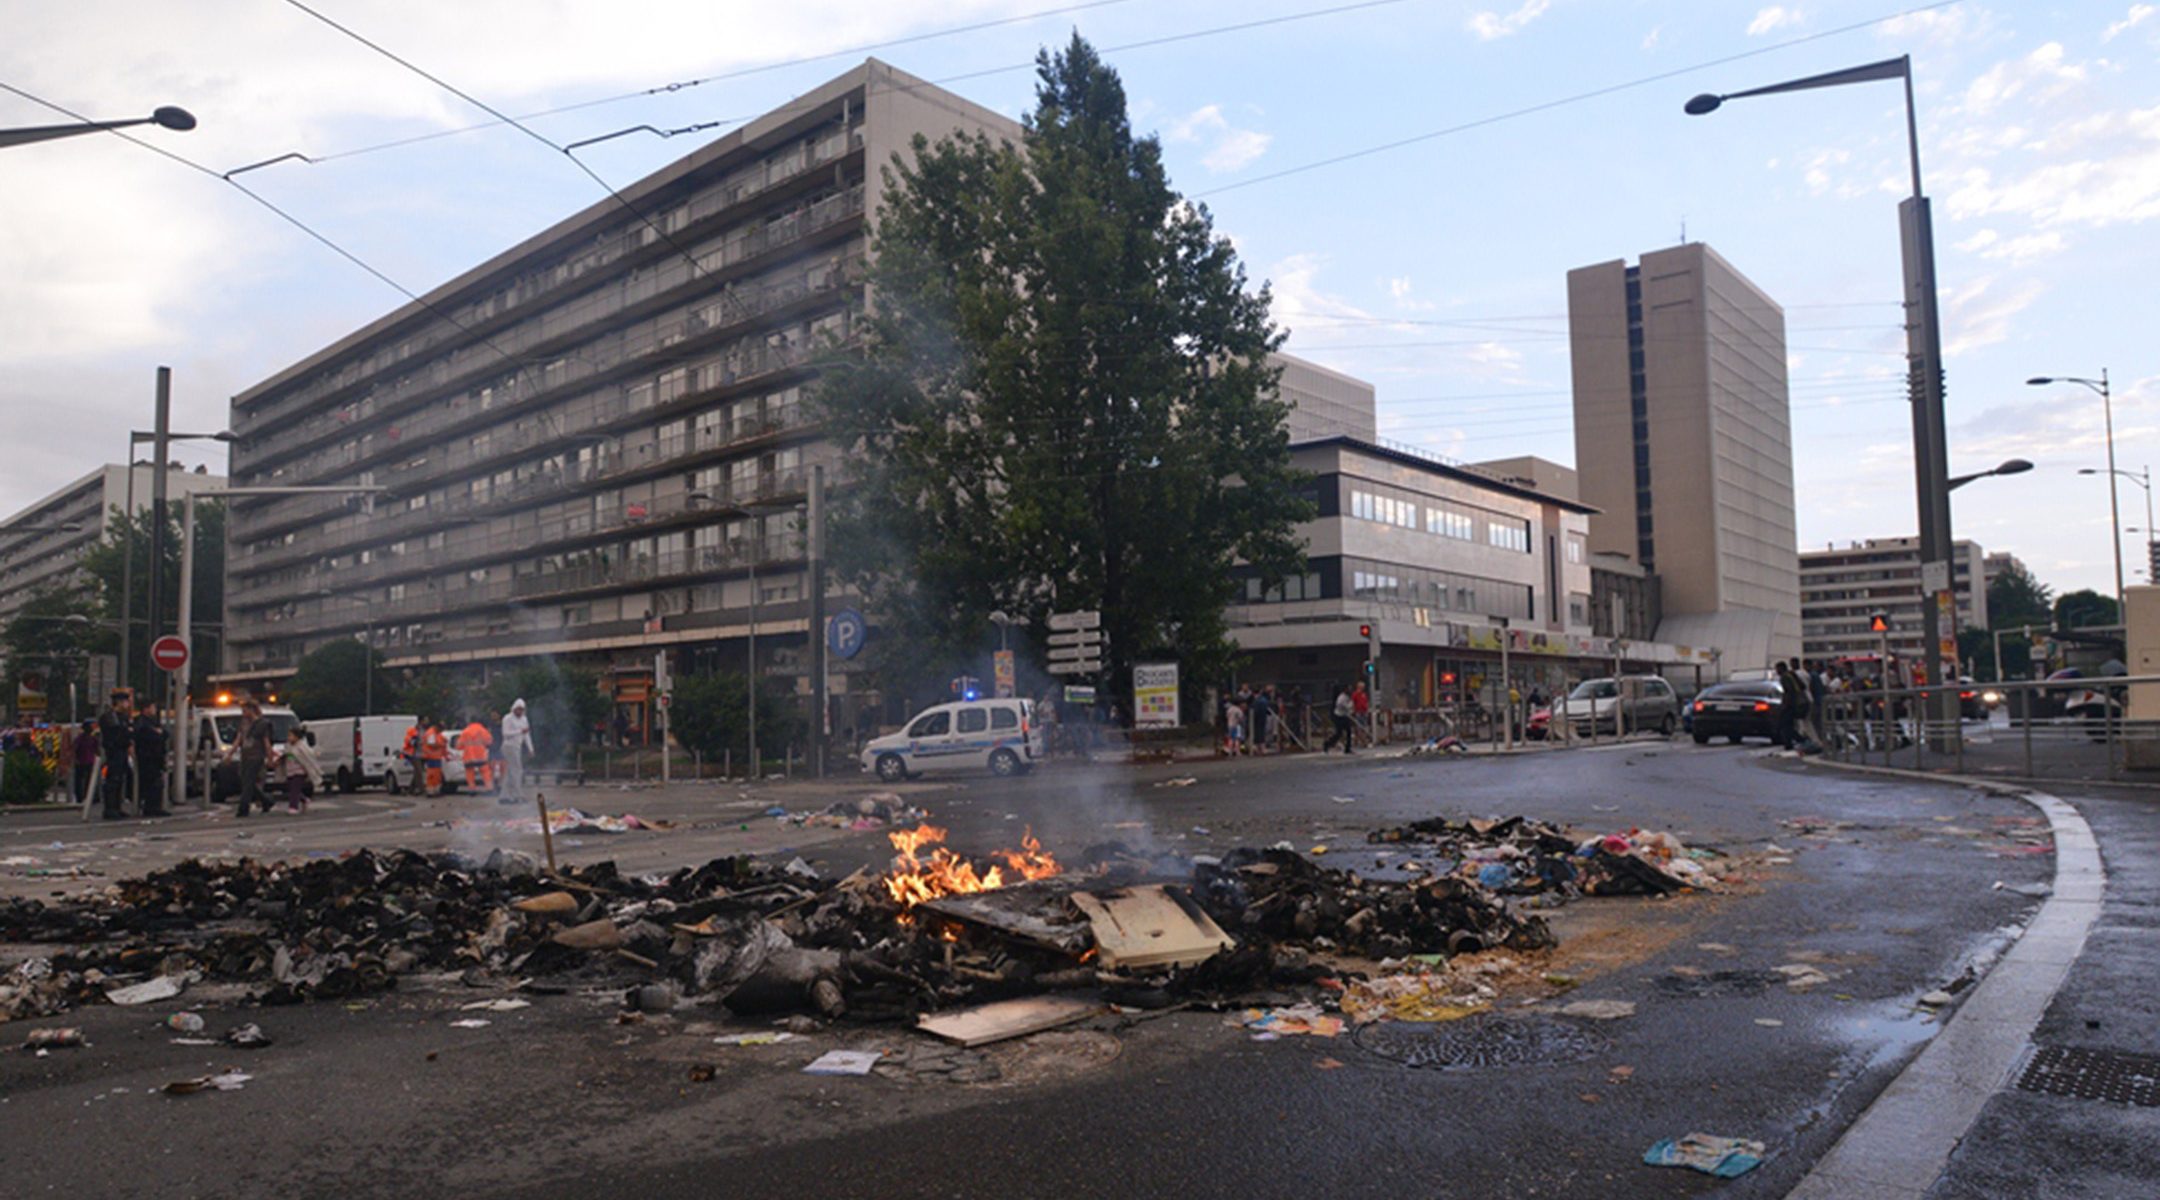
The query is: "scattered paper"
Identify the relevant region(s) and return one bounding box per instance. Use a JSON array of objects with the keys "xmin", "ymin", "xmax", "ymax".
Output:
[
  {"xmin": 164, "ymin": 1072, "xmax": 252, "ymax": 1096},
  {"xmin": 449, "ymin": 1018, "xmax": 492, "ymax": 1029},
  {"xmin": 1754, "ymin": 1018, "xmax": 1784, "ymax": 1027},
  {"xmin": 460, "ymin": 999, "xmax": 532, "ymax": 1012},
  {"xmin": 1559, "ymin": 999, "xmax": 1637, "ymax": 1021},
  {"xmin": 802, "ymin": 1049, "xmax": 883, "ymax": 1076},
  {"xmin": 106, "ymin": 976, "xmax": 185, "ymax": 1006},
  {"xmin": 713, "ymin": 1032, "xmax": 799, "ymax": 1046}
]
